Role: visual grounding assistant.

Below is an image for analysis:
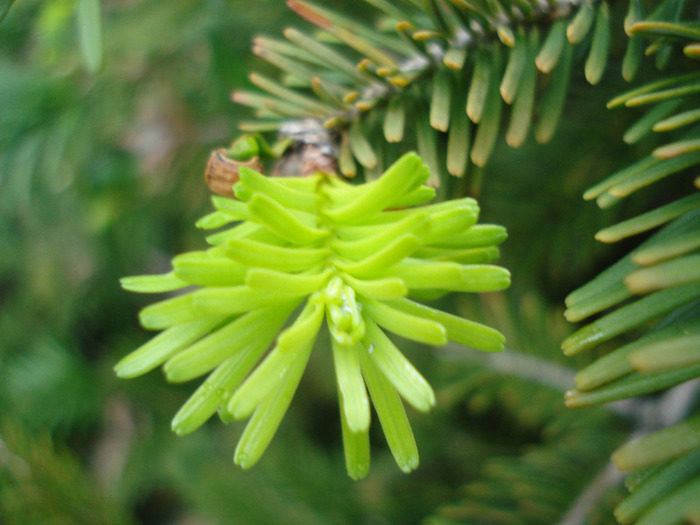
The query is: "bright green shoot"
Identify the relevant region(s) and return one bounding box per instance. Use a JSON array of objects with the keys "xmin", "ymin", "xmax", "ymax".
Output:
[{"xmin": 117, "ymin": 152, "xmax": 509, "ymax": 478}]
